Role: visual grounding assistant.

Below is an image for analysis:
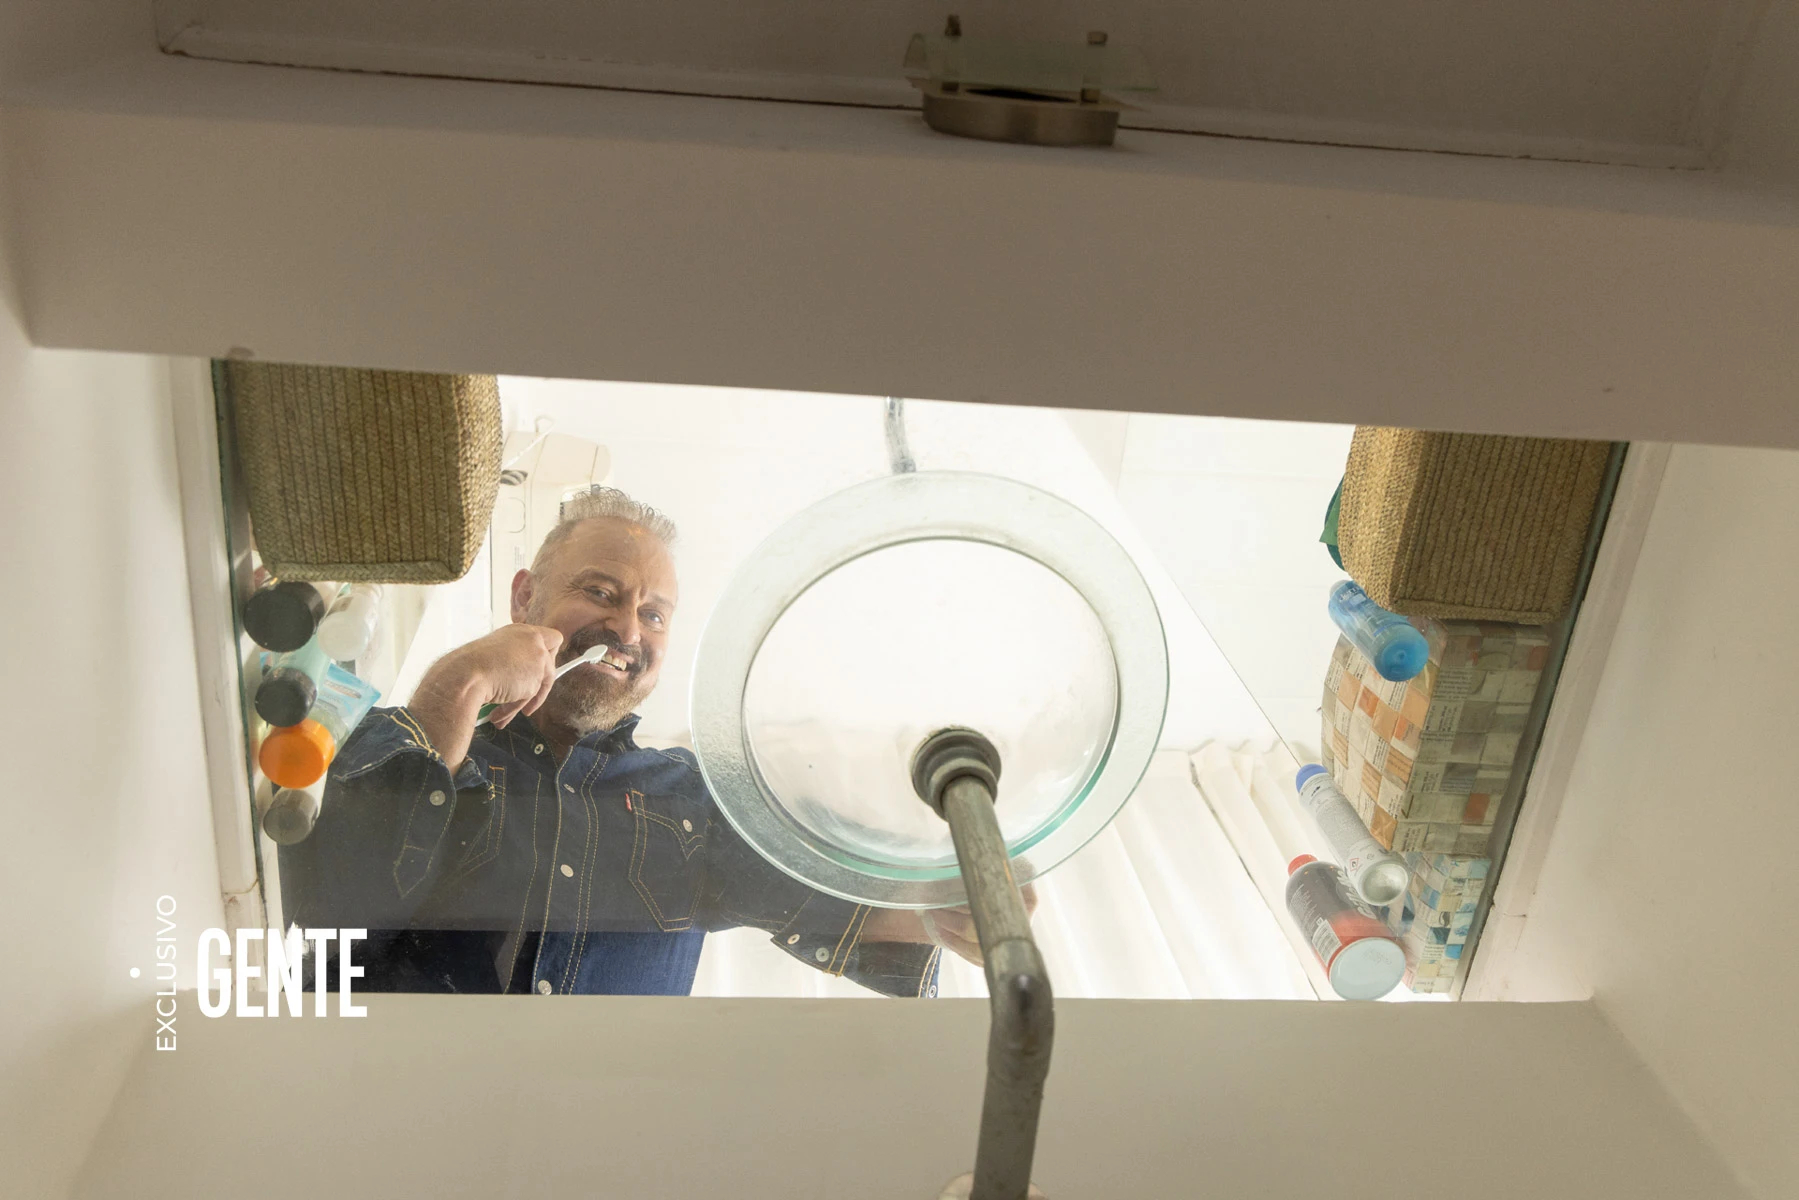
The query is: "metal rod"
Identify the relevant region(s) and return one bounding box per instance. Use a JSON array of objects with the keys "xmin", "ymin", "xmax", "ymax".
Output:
[
  {"xmin": 939, "ymin": 774, "xmax": 1053, "ymax": 1200},
  {"xmin": 885, "ymin": 396, "xmax": 917, "ymax": 474}
]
